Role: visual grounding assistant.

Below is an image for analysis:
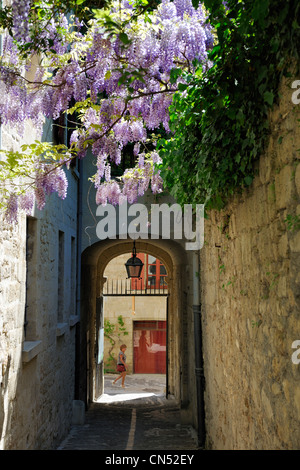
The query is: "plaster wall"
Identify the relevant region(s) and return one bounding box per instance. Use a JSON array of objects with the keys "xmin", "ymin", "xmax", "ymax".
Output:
[{"xmin": 102, "ymin": 253, "xmax": 167, "ymax": 373}]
